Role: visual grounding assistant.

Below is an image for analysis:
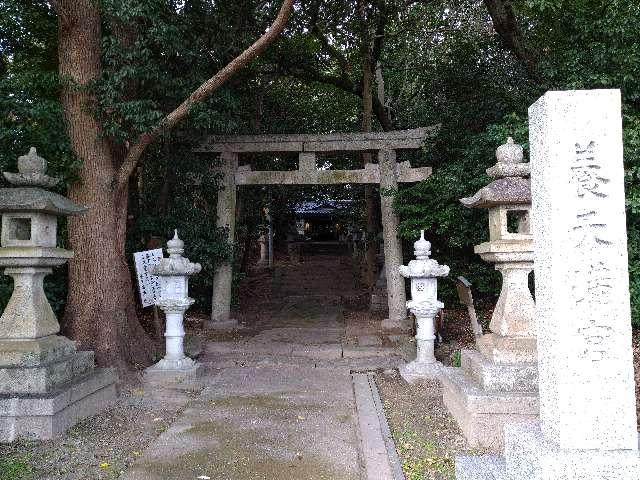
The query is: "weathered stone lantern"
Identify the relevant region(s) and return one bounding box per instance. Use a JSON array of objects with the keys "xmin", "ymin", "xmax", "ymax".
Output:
[
  {"xmin": 440, "ymin": 137, "xmax": 538, "ymax": 450},
  {"xmin": 144, "ymin": 230, "xmax": 202, "ymax": 382},
  {"xmin": 0, "ymin": 148, "xmax": 117, "ymax": 441},
  {"xmin": 398, "ymin": 230, "xmax": 449, "ymax": 382},
  {"xmin": 460, "ymin": 137, "xmax": 535, "ymax": 350}
]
